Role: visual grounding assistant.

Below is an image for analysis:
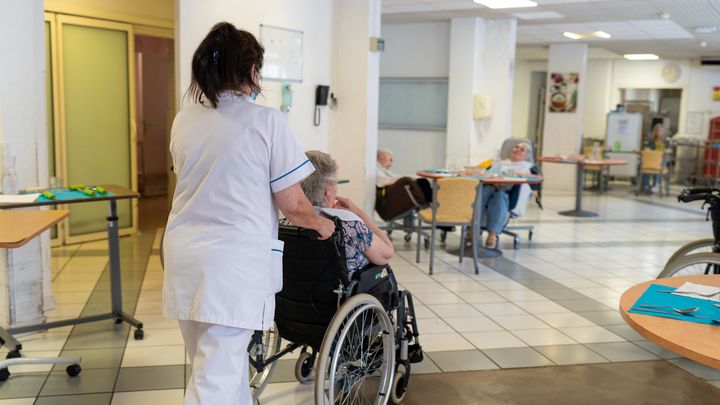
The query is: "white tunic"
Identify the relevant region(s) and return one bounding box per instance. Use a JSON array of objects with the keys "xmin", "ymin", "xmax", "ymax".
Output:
[{"xmin": 162, "ymin": 91, "xmax": 314, "ymax": 331}]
